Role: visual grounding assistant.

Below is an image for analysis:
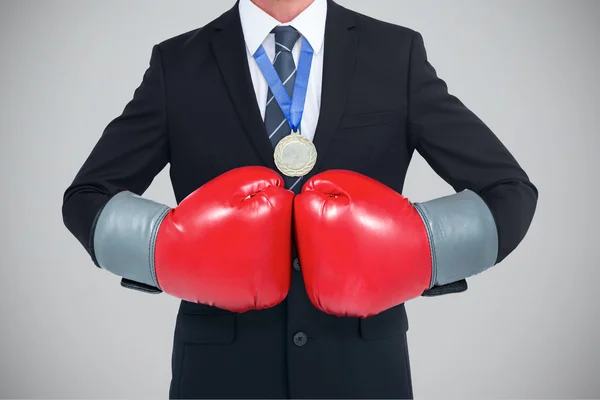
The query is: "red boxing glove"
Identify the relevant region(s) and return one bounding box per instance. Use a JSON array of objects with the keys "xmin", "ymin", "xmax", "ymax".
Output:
[
  {"xmin": 155, "ymin": 167, "xmax": 294, "ymax": 312},
  {"xmin": 294, "ymin": 170, "xmax": 432, "ymax": 318}
]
